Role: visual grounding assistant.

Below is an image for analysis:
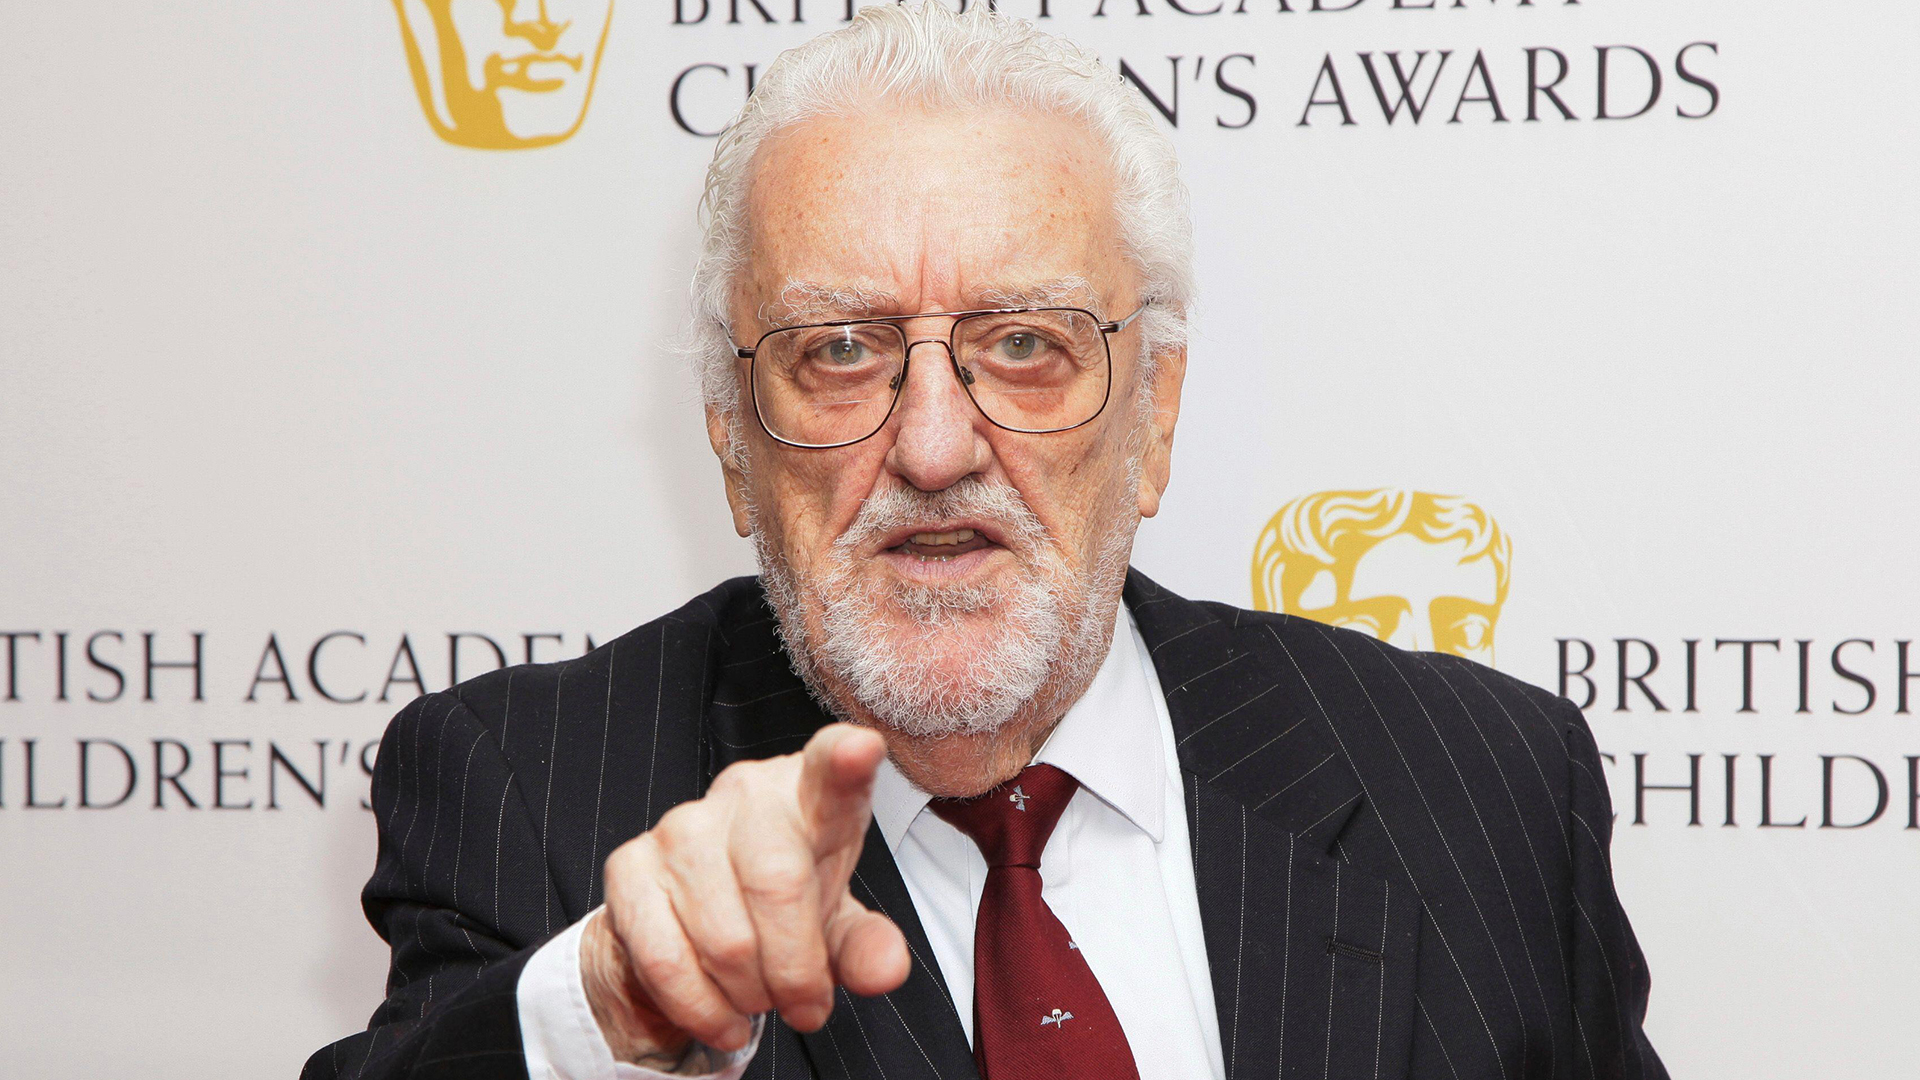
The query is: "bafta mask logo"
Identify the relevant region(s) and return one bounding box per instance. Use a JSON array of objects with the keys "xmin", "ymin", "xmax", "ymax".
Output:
[
  {"xmin": 1252, "ymin": 489, "xmax": 1512, "ymax": 665},
  {"xmin": 392, "ymin": 0, "xmax": 614, "ymax": 150}
]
